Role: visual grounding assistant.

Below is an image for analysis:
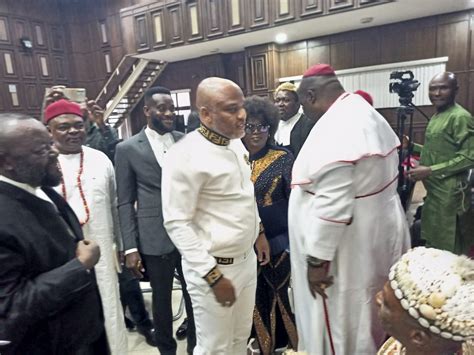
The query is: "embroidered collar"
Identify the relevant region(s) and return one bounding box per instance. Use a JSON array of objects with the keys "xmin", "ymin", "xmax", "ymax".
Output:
[{"xmin": 198, "ymin": 124, "xmax": 230, "ymax": 146}]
